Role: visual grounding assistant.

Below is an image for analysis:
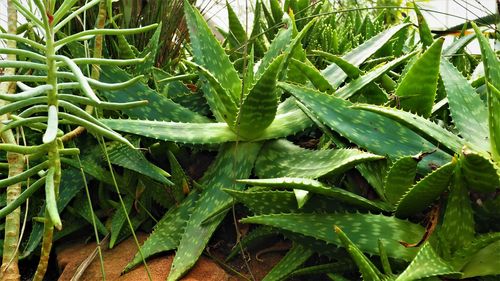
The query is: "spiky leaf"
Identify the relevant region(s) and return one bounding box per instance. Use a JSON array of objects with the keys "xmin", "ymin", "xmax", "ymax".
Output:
[
  {"xmin": 353, "ymin": 103, "xmax": 464, "ymax": 153},
  {"xmin": 255, "ymin": 139, "xmax": 383, "ymax": 178},
  {"xmin": 394, "ymin": 38, "xmax": 443, "ymax": 117},
  {"xmin": 439, "ymin": 165, "xmax": 474, "ymax": 256},
  {"xmin": 99, "ymin": 65, "xmax": 209, "ymax": 123},
  {"xmin": 107, "ymin": 142, "xmax": 172, "ymax": 185},
  {"xmin": 461, "ymin": 148, "xmax": 500, "ymax": 192},
  {"xmin": 168, "ymin": 142, "xmax": 261, "ymax": 281},
  {"xmin": 100, "ymin": 119, "xmax": 238, "ymax": 144},
  {"xmin": 236, "ymin": 177, "xmax": 390, "ymax": 211},
  {"xmin": 395, "ymin": 161, "xmax": 456, "ymax": 217},
  {"xmin": 236, "ymin": 55, "xmax": 284, "ymax": 138},
  {"xmin": 321, "ymin": 24, "xmax": 411, "ymax": 89},
  {"xmin": 184, "ymin": 0, "xmax": 241, "ymax": 104},
  {"xmin": 125, "ymin": 191, "xmax": 200, "ymax": 271},
  {"xmin": 282, "ymin": 83, "xmax": 451, "ymax": 173},
  {"xmin": 262, "ymin": 243, "xmax": 314, "ymax": 281},
  {"xmin": 241, "ymin": 213, "xmax": 424, "ymax": 261},
  {"xmin": 471, "ymin": 22, "xmax": 500, "ymax": 160},
  {"xmin": 384, "ymin": 156, "xmax": 419, "ymax": 205},
  {"xmin": 335, "ymin": 226, "xmax": 383, "ymax": 281},
  {"xmin": 440, "ymin": 58, "xmax": 489, "ymax": 152},
  {"xmin": 109, "ymin": 196, "xmax": 134, "ymax": 248},
  {"xmin": 396, "ymin": 243, "xmax": 459, "ymax": 281},
  {"xmin": 461, "ymin": 240, "xmax": 500, "ymax": 278}
]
